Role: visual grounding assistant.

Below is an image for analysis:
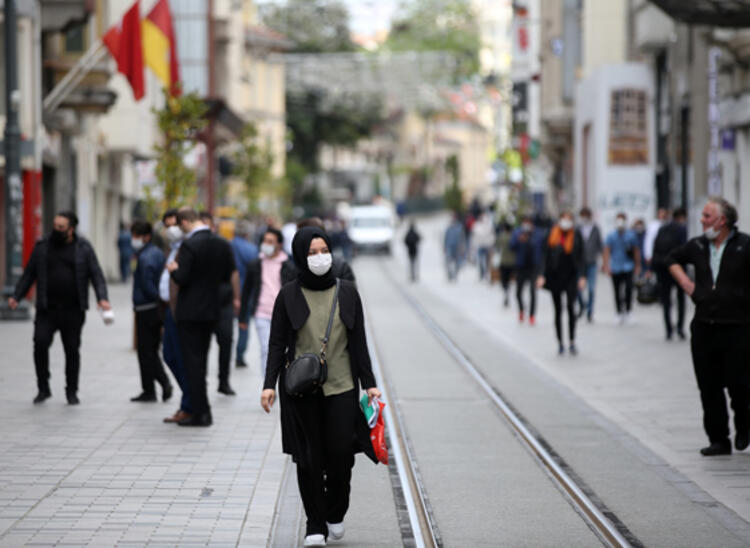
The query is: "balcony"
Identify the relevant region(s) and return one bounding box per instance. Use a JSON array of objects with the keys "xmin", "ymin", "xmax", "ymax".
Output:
[{"xmin": 39, "ymin": 0, "xmax": 93, "ymax": 32}]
